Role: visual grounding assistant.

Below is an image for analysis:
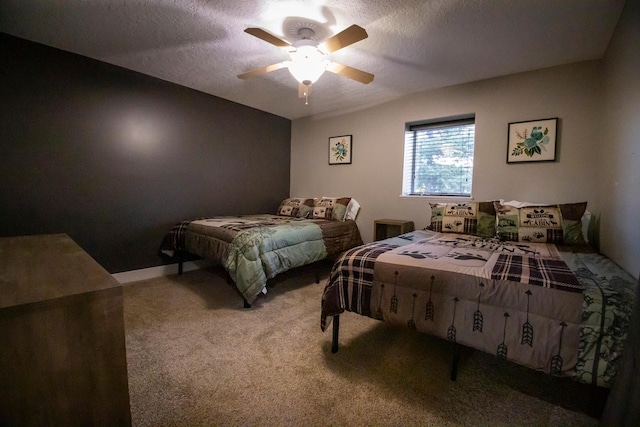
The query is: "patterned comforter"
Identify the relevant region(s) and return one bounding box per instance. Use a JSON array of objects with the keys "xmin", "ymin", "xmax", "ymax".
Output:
[
  {"xmin": 321, "ymin": 230, "xmax": 636, "ymax": 388},
  {"xmin": 161, "ymin": 215, "xmax": 362, "ymax": 304}
]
